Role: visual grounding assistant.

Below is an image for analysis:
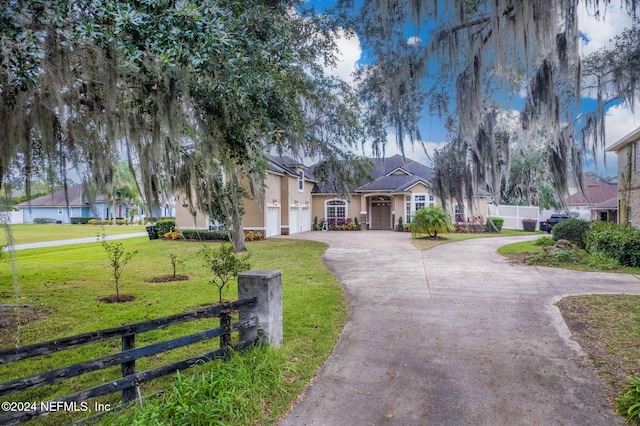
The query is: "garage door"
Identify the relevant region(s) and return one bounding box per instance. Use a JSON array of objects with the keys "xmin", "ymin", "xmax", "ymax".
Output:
[
  {"xmin": 289, "ymin": 207, "xmax": 299, "ymax": 235},
  {"xmin": 266, "ymin": 206, "xmax": 280, "ymax": 238},
  {"xmin": 301, "ymin": 206, "xmax": 311, "ymax": 232}
]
